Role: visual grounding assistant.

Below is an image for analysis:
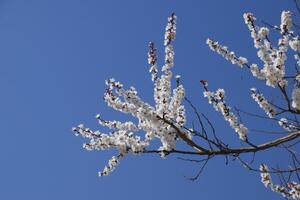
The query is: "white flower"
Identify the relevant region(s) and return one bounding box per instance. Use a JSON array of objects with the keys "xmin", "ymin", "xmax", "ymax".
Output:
[
  {"xmin": 289, "ymin": 37, "xmax": 300, "ymax": 51},
  {"xmin": 280, "ymin": 10, "xmax": 292, "ymax": 34},
  {"xmin": 250, "ymin": 64, "xmax": 266, "ymax": 80},
  {"xmin": 258, "ymin": 27, "xmax": 269, "ymax": 38},
  {"xmin": 238, "ymin": 57, "xmax": 248, "ymax": 65},
  {"xmin": 175, "ymin": 75, "xmax": 181, "ymax": 79},
  {"xmin": 243, "ymin": 13, "xmax": 256, "ymax": 25}
]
